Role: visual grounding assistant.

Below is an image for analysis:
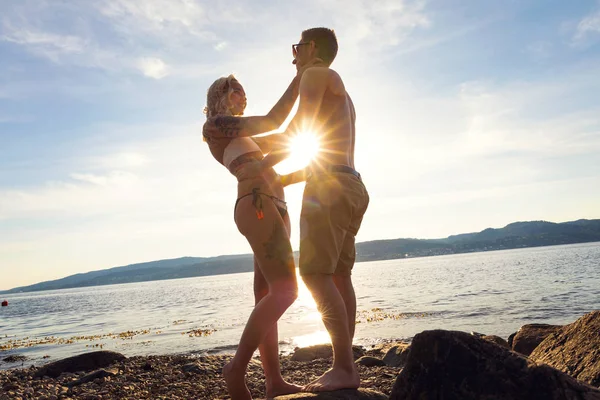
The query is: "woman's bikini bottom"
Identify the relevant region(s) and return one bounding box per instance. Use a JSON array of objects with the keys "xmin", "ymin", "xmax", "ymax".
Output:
[{"xmin": 234, "ymin": 187, "xmax": 287, "ymax": 220}]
